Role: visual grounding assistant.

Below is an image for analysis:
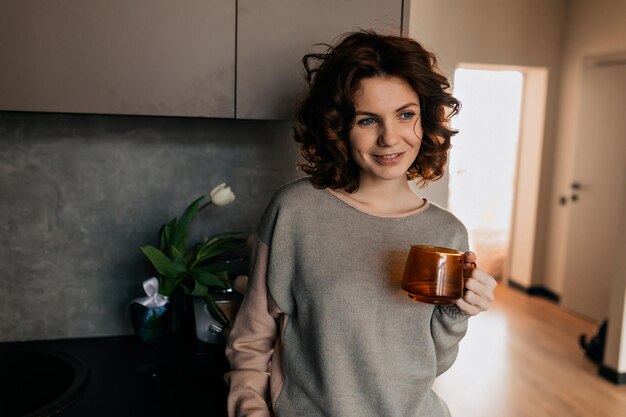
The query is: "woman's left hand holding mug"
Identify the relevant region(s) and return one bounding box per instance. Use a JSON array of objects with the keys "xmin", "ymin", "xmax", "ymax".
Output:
[{"xmin": 455, "ymin": 251, "xmax": 497, "ymax": 316}]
